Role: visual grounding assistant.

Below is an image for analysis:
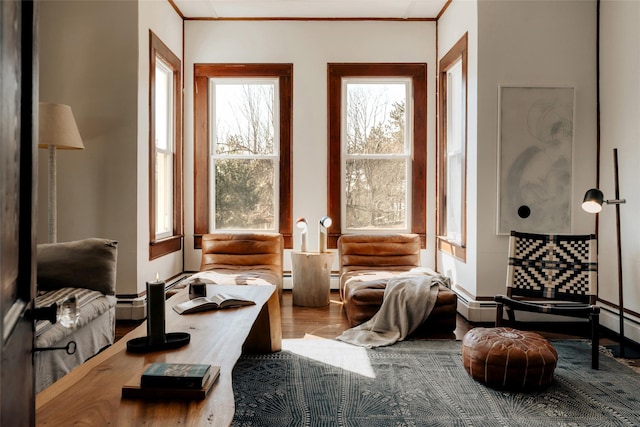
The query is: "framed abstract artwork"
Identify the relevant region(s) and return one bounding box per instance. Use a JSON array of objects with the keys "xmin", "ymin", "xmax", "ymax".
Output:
[{"xmin": 497, "ymin": 86, "xmax": 575, "ymax": 235}]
